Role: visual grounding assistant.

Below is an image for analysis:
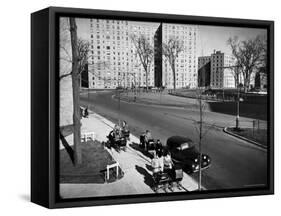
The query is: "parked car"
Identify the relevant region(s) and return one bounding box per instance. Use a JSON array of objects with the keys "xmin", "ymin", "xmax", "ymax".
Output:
[{"xmin": 166, "ymin": 136, "xmax": 211, "ymax": 173}]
